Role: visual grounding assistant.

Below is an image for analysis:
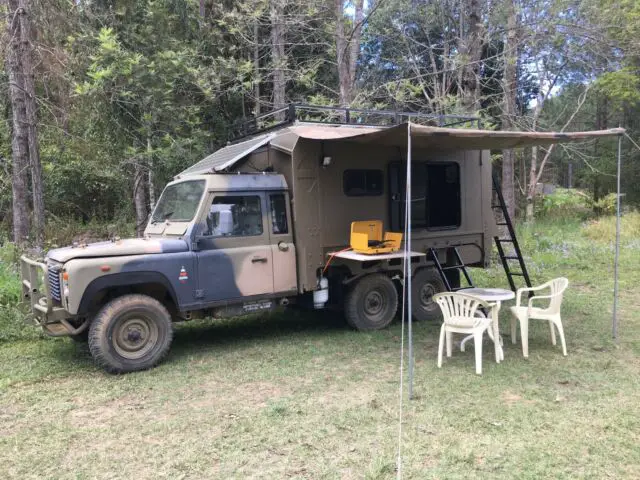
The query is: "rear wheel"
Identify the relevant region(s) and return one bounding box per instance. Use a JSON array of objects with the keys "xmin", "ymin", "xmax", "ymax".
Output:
[
  {"xmin": 345, "ymin": 274, "xmax": 398, "ymax": 331},
  {"xmin": 88, "ymin": 294, "xmax": 173, "ymax": 373},
  {"xmin": 411, "ymin": 268, "xmax": 446, "ymax": 321}
]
